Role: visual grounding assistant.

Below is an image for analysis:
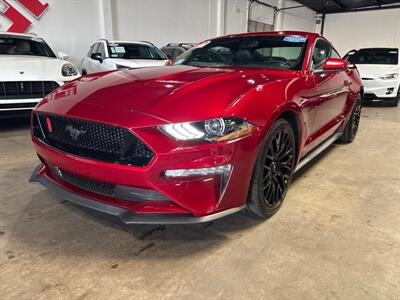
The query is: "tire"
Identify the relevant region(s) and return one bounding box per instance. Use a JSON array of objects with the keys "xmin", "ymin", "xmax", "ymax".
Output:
[
  {"xmin": 388, "ymin": 88, "xmax": 399, "ymax": 107},
  {"xmin": 247, "ymin": 119, "xmax": 296, "ymax": 219},
  {"xmin": 337, "ymin": 94, "xmax": 362, "ymax": 144}
]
